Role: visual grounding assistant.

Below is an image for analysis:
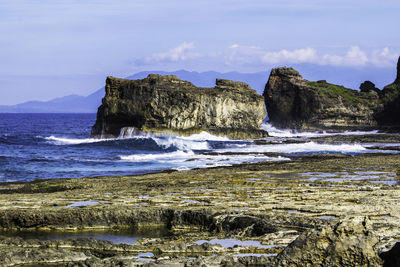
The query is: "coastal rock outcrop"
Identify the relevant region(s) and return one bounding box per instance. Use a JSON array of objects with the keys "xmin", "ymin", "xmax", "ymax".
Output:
[
  {"xmin": 91, "ymin": 75, "xmax": 267, "ymax": 139},
  {"xmin": 263, "ymin": 68, "xmax": 379, "ymax": 130},
  {"xmin": 264, "ymin": 56, "xmax": 400, "ymax": 130},
  {"xmin": 374, "ymin": 57, "xmax": 400, "ymax": 127},
  {"xmin": 274, "ymin": 217, "xmax": 383, "ymax": 267}
]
